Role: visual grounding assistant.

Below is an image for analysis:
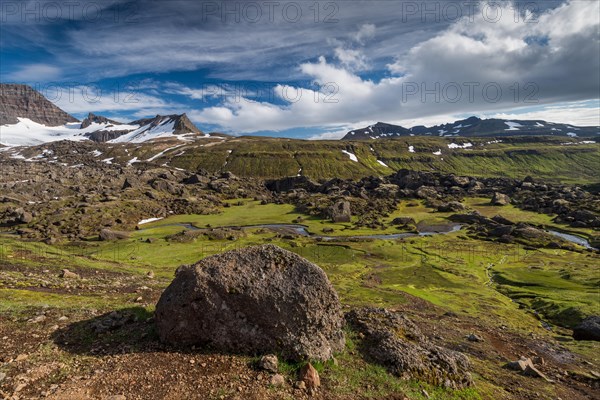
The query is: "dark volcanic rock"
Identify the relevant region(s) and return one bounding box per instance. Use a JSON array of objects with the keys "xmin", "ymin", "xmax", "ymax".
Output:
[
  {"xmin": 0, "ymin": 84, "xmax": 79, "ymax": 126},
  {"xmin": 391, "ymin": 217, "xmax": 416, "ymax": 226},
  {"xmin": 437, "ymin": 201, "xmax": 467, "ymax": 212},
  {"xmin": 266, "ymin": 176, "xmax": 319, "ymax": 193},
  {"xmin": 573, "ymin": 316, "xmax": 600, "ymax": 341},
  {"xmin": 346, "ymin": 308, "xmax": 472, "ymax": 389},
  {"xmin": 155, "ymin": 244, "xmax": 345, "ymax": 361}
]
